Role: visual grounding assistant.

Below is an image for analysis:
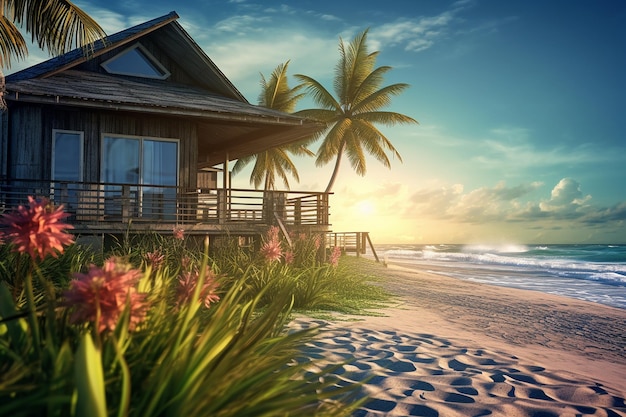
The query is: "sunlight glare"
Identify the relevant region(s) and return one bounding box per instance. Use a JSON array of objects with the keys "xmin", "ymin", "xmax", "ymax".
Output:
[{"xmin": 356, "ymin": 200, "xmax": 375, "ymax": 216}]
